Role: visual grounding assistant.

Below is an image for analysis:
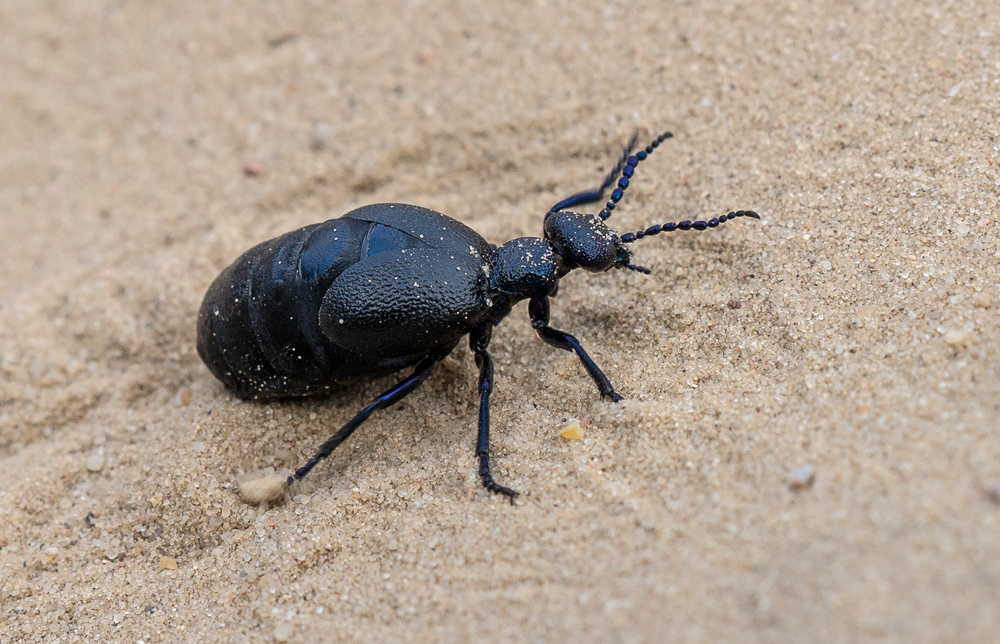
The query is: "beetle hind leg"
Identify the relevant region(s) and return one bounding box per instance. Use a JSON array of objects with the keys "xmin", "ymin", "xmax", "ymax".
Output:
[{"xmin": 290, "ymin": 353, "xmax": 442, "ymax": 485}]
